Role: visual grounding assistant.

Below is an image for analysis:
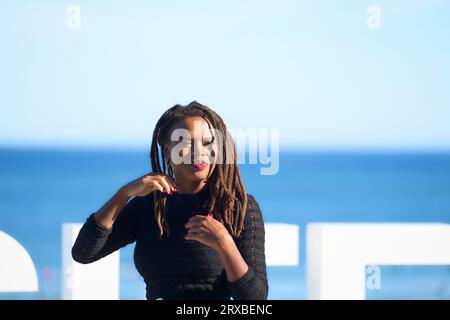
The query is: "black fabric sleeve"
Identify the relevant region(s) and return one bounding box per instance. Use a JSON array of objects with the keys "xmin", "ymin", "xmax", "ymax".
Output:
[
  {"xmin": 71, "ymin": 195, "xmax": 143, "ymax": 264},
  {"xmin": 226, "ymin": 194, "xmax": 269, "ymax": 300}
]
